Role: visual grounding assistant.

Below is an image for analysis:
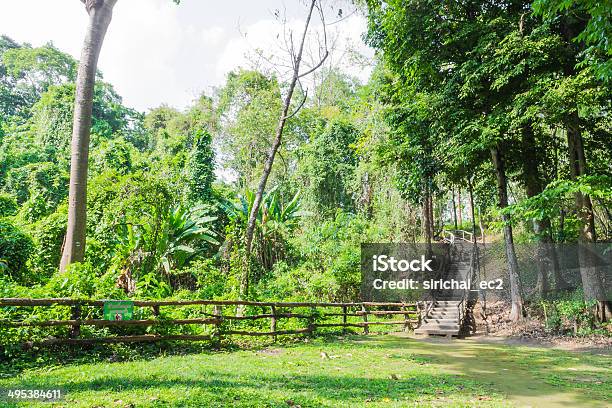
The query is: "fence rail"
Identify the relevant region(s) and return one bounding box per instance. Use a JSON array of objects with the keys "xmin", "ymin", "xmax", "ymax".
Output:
[{"xmin": 0, "ymin": 298, "xmax": 422, "ymax": 347}]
